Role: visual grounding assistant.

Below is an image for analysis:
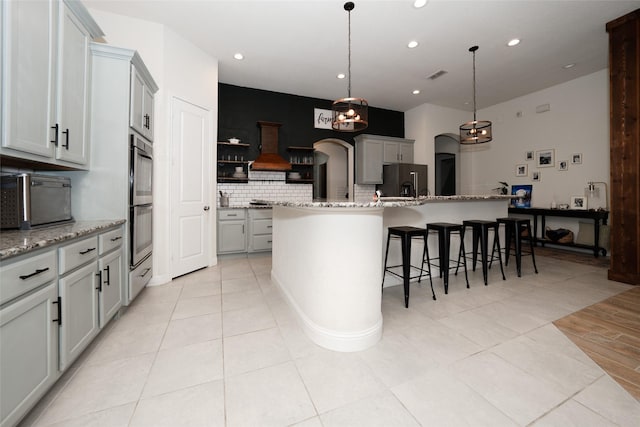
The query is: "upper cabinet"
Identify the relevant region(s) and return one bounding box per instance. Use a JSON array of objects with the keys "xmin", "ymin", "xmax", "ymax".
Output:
[
  {"xmin": 130, "ymin": 63, "xmax": 157, "ymax": 142},
  {"xmin": 382, "ymin": 138, "xmax": 414, "ymax": 164},
  {"xmin": 355, "ymin": 134, "xmax": 415, "ymax": 184},
  {"xmin": 354, "ymin": 134, "xmax": 384, "ymax": 184},
  {"xmin": 0, "ymin": 0, "xmax": 103, "ymax": 169}
]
